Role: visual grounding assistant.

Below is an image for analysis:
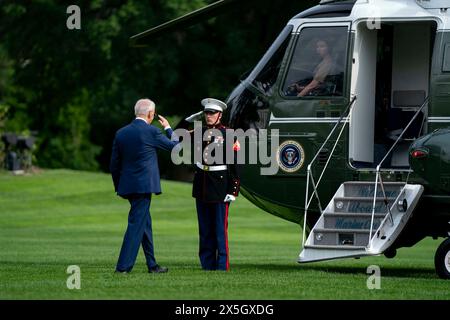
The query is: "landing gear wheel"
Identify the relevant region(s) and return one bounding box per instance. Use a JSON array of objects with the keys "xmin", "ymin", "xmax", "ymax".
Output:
[
  {"xmin": 384, "ymin": 248, "xmax": 397, "ymax": 259},
  {"xmin": 434, "ymin": 237, "xmax": 450, "ymax": 279}
]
